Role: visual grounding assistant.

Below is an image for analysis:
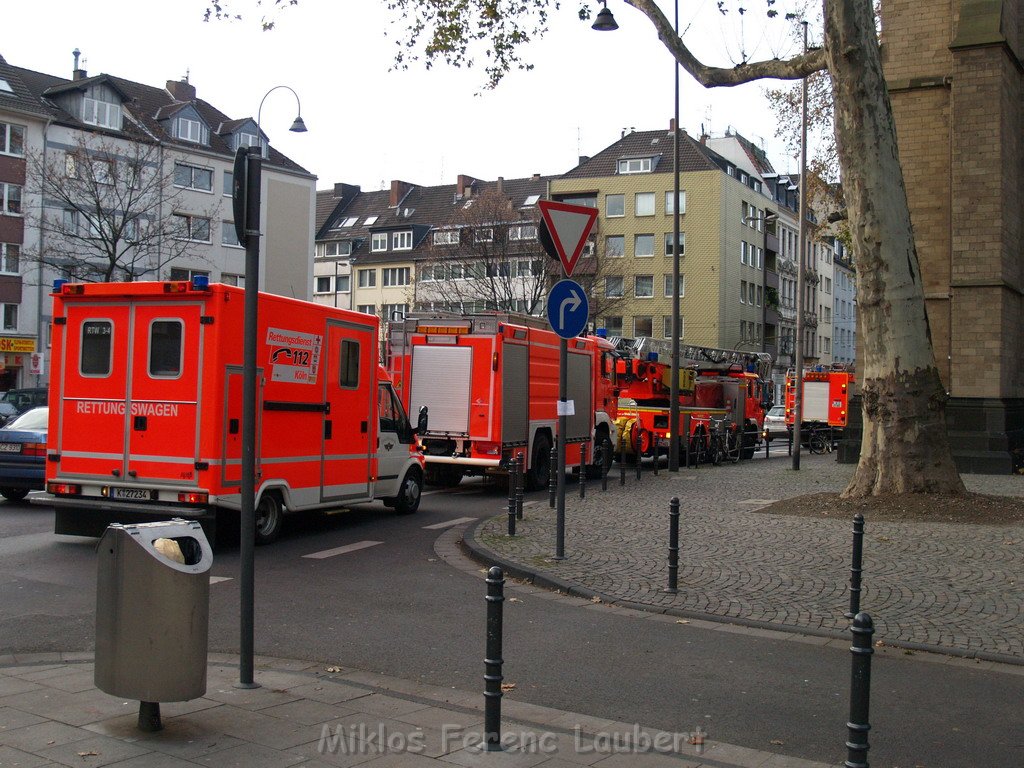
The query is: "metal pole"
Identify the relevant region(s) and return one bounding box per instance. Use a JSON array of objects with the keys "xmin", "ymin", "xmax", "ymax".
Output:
[
  {"xmin": 845, "ymin": 612, "xmax": 874, "ymax": 768},
  {"xmin": 484, "ymin": 566, "xmax": 505, "ymax": 751},
  {"xmin": 665, "ymin": 497, "xmax": 680, "ymax": 593},
  {"xmin": 845, "ymin": 513, "xmax": 865, "ymax": 620},
  {"xmin": 515, "ymin": 456, "xmax": 524, "ymax": 520},
  {"xmin": 600, "ymin": 442, "xmax": 608, "ymax": 492},
  {"xmin": 668, "ymin": 0, "xmax": 682, "ymax": 473},
  {"xmin": 578, "ymin": 443, "xmax": 586, "ymax": 499},
  {"xmin": 792, "ymin": 20, "xmax": 809, "ymax": 471},
  {"xmin": 555, "ymin": 337, "xmax": 567, "ymax": 560},
  {"xmin": 653, "ymin": 434, "xmax": 660, "ymax": 475},
  {"xmin": 238, "ymin": 145, "xmax": 262, "ymax": 689},
  {"xmin": 548, "ymin": 447, "xmax": 557, "ymax": 509},
  {"xmin": 507, "ymin": 461, "xmax": 516, "ymax": 537}
]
